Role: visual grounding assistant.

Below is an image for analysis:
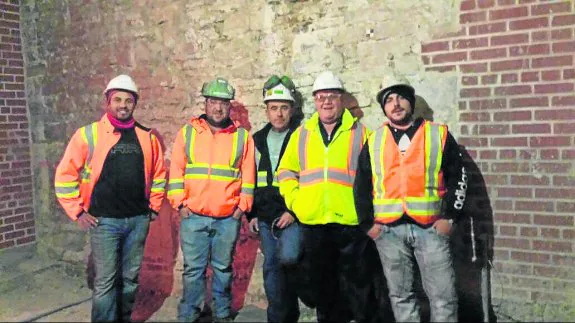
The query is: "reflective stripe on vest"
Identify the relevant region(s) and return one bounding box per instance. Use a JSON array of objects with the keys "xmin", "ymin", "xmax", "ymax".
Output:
[
  {"xmin": 55, "ymin": 122, "xmax": 98, "ymax": 198},
  {"xmin": 370, "ymin": 122, "xmax": 445, "ymax": 224},
  {"xmin": 255, "ymin": 147, "xmax": 280, "ymax": 188},
  {"xmin": 297, "ymin": 124, "xmax": 364, "ymax": 187}
]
